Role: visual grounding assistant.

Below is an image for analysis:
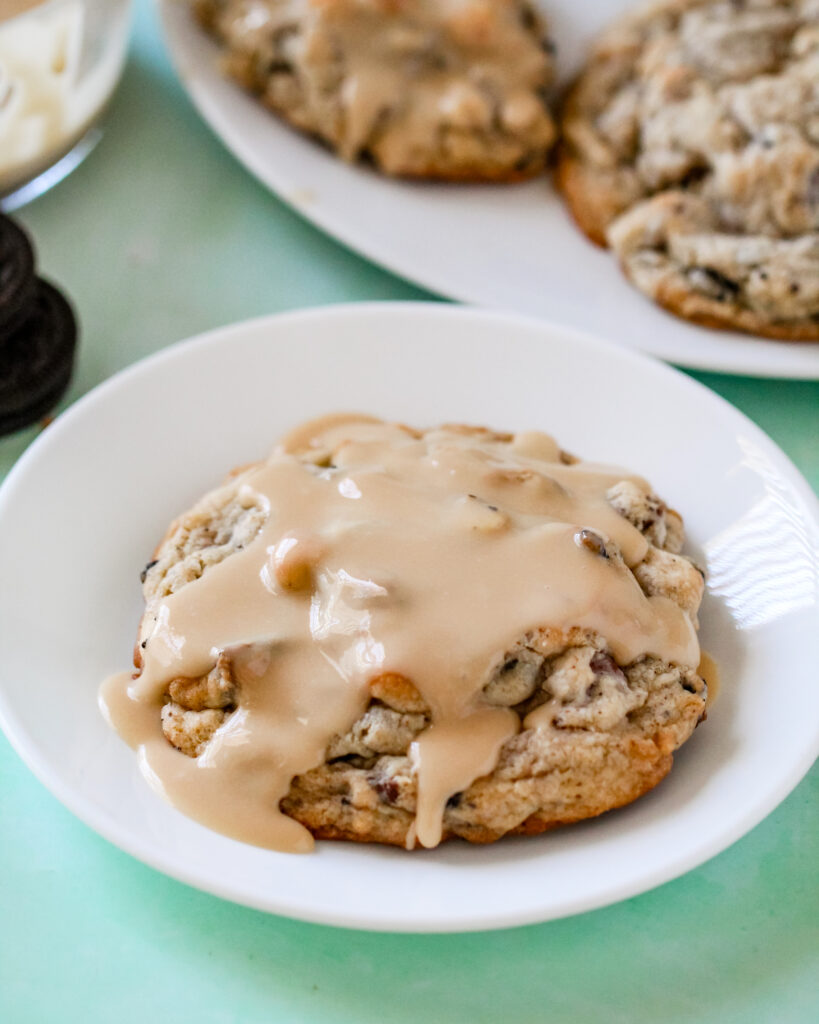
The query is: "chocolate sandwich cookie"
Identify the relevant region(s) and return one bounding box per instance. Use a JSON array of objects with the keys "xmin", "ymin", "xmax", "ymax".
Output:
[
  {"xmin": 0, "ymin": 214, "xmax": 36, "ymax": 334},
  {"xmin": 0, "ymin": 278, "xmax": 77, "ymax": 436}
]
